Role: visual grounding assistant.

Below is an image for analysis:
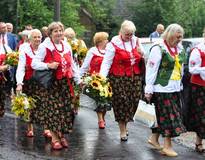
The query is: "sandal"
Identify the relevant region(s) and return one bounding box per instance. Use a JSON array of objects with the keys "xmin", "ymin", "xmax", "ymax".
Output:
[
  {"xmin": 148, "ymin": 139, "xmax": 162, "ymax": 150},
  {"xmin": 195, "ymin": 144, "xmax": 205, "ymax": 153},
  {"xmin": 43, "ymin": 130, "xmax": 52, "ymax": 138},
  {"xmin": 26, "ymin": 130, "xmax": 34, "ymax": 137},
  {"xmin": 61, "ymin": 137, "xmax": 69, "ymax": 148},
  {"xmin": 51, "ymin": 141, "xmax": 63, "ymax": 150}
]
